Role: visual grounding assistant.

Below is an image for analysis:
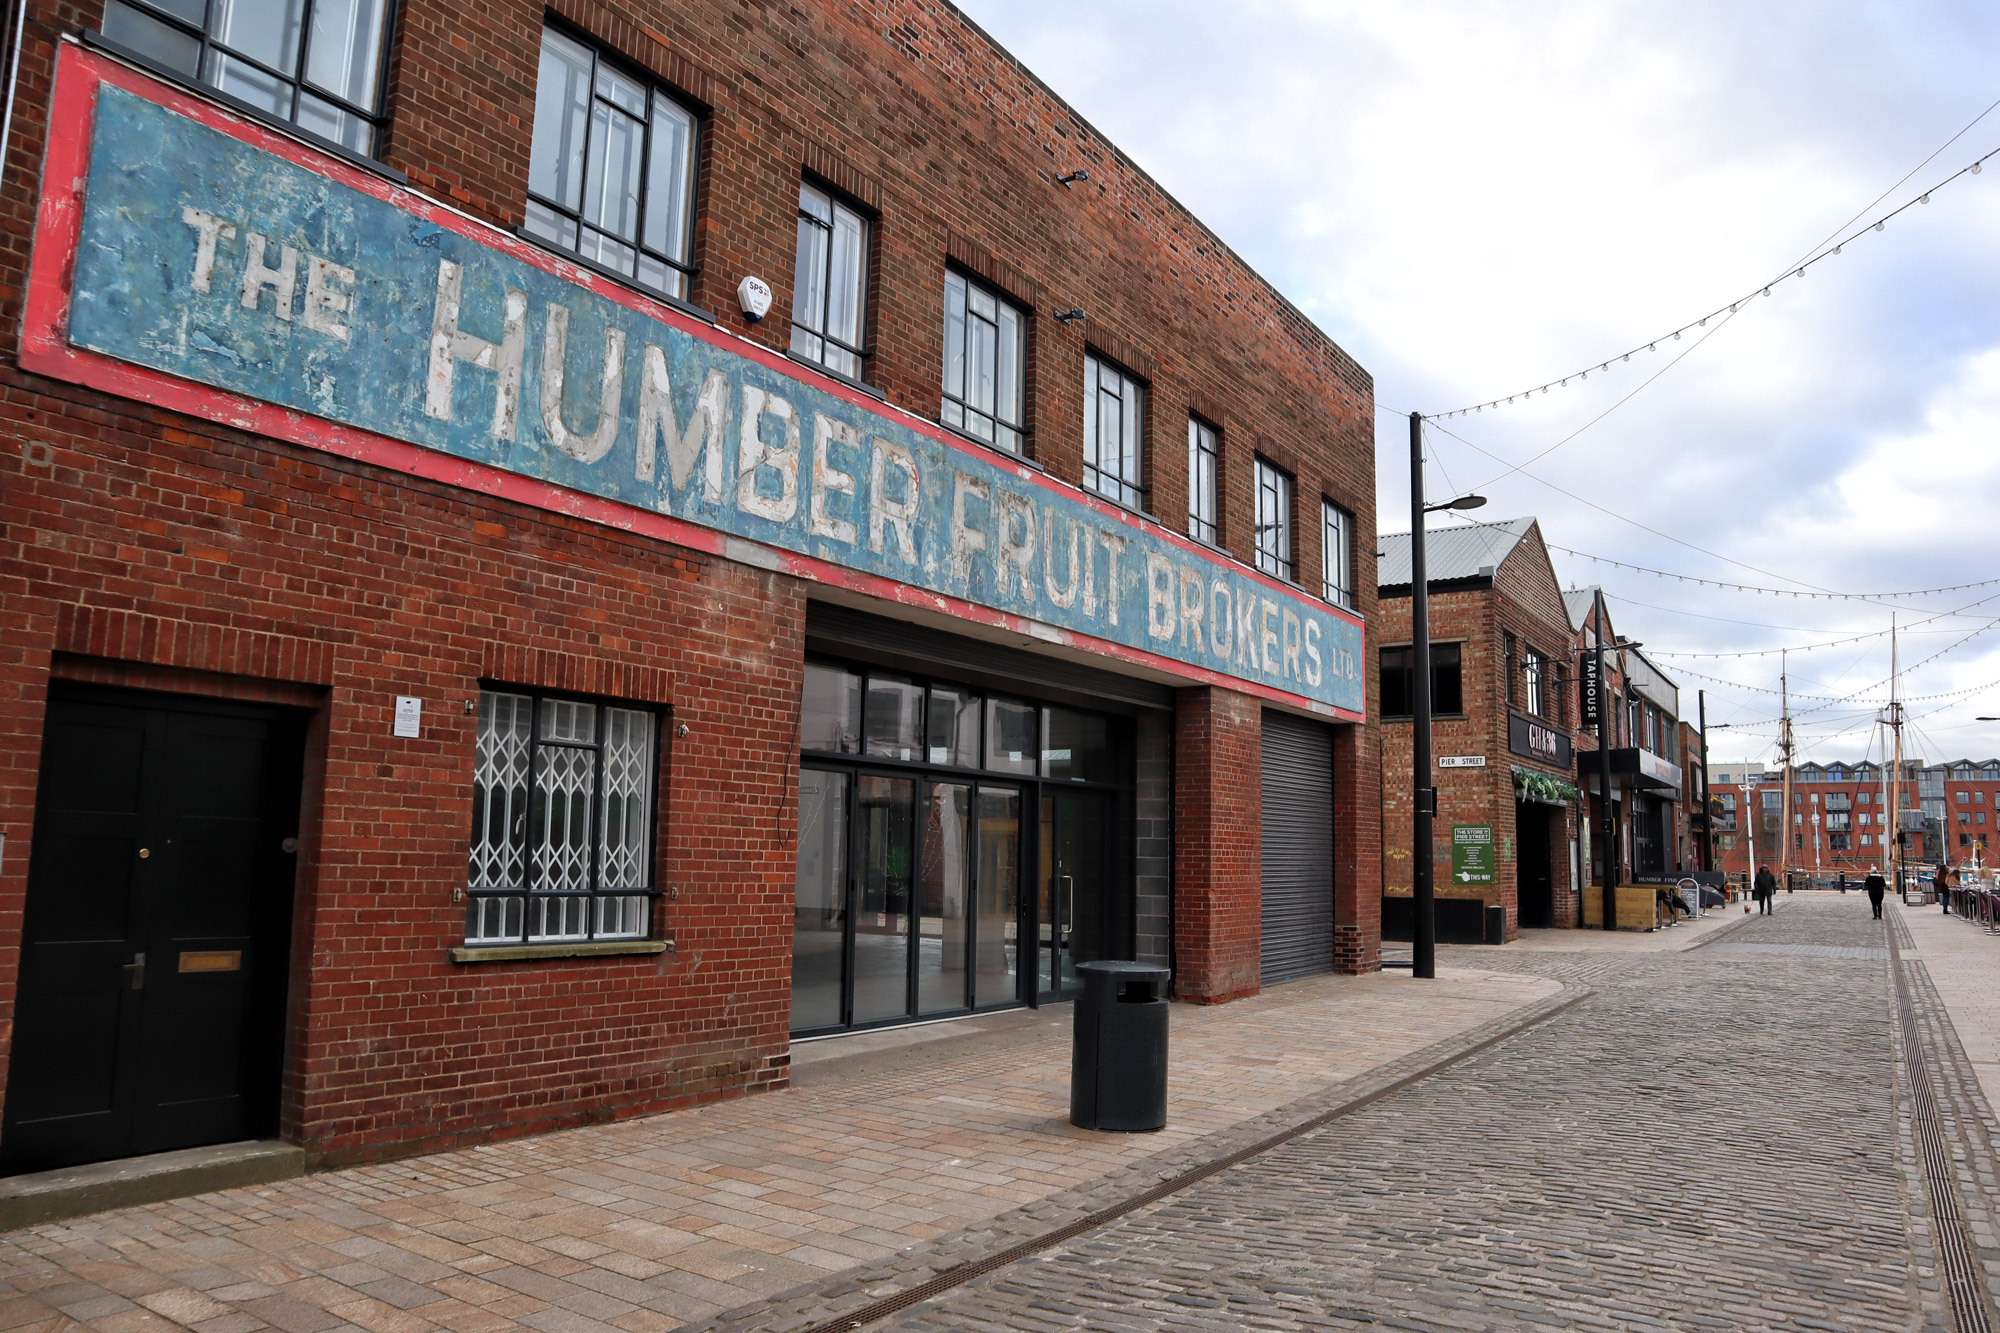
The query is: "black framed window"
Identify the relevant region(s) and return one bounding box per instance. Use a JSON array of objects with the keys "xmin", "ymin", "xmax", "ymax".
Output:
[
  {"xmin": 1503, "ymin": 632, "xmax": 1518, "ymax": 705},
  {"xmin": 1084, "ymin": 354, "xmax": 1145, "ymax": 509},
  {"xmin": 1321, "ymin": 498, "xmax": 1352, "ymax": 607},
  {"xmin": 102, "ymin": 0, "xmax": 393, "ymax": 154},
  {"xmin": 1380, "ymin": 643, "xmax": 1463, "ymax": 718},
  {"xmin": 942, "ymin": 272, "xmax": 1027, "ymax": 453},
  {"xmin": 465, "ymin": 688, "xmax": 658, "ymax": 946},
  {"xmin": 1187, "ymin": 417, "xmax": 1220, "ymax": 545},
  {"xmin": 1523, "ymin": 647, "xmax": 1545, "ymax": 718},
  {"xmin": 1253, "ymin": 457, "xmax": 1292, "ymax": 580},
  {"xmin": 791, "ymin": 181, "xmax": 869, "ymax": 381},
  {"xmin": 525, "ymin": 25, "xmax": 698, "ymax": 301}
]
